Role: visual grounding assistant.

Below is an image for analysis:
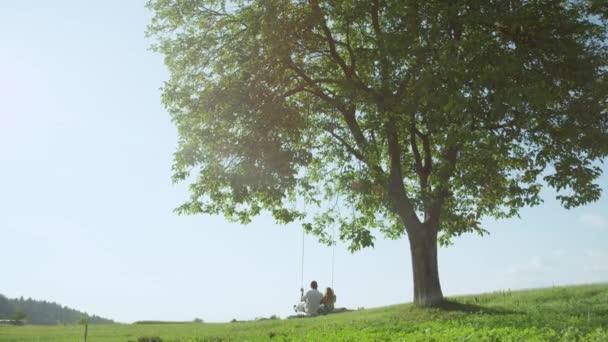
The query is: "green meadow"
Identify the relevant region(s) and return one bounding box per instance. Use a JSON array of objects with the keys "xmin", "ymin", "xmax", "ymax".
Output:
[{"xmin": 1, "ymin": 284, "xmax": 607, "ymax": 341}]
